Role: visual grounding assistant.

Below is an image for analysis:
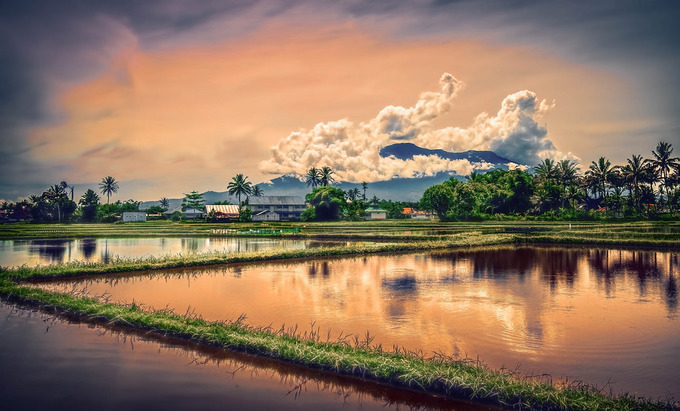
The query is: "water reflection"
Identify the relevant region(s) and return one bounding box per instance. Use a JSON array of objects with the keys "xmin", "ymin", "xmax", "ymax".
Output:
[
  {"xmin": 0, "ymin": 303, "xmax": 490, "ymax": 410},
  {"xmin": 0, "ymin": 237, "xmax": 353, "ymax": 268},
  {"xmin": 36, "ymin": 246, "xmax": 680, "ymax": 400}
]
